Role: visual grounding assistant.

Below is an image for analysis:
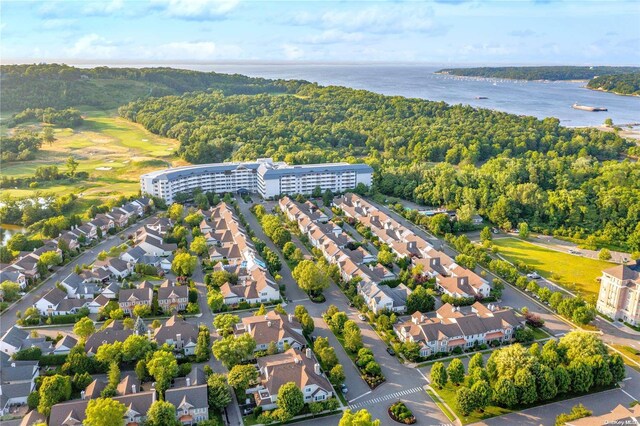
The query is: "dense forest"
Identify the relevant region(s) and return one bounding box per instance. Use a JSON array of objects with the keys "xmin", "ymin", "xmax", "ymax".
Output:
[
  {"xmin": 437, "ymin": 66, "xmax": 640, "ymax": 81},
  {"xmin": 587, "ymin": 73, "xmax": 640, "ymax": 96},
  {"xmin": 119, "ymin": 83, "xmax": 640, "ymax": 251},
  {"xmin": 11, "ymin": 107, "xmax": 84, "ymax": 127},
  {"xmin": 0, "ymin": 64, "xmax": 305, "ymax": 111}
]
